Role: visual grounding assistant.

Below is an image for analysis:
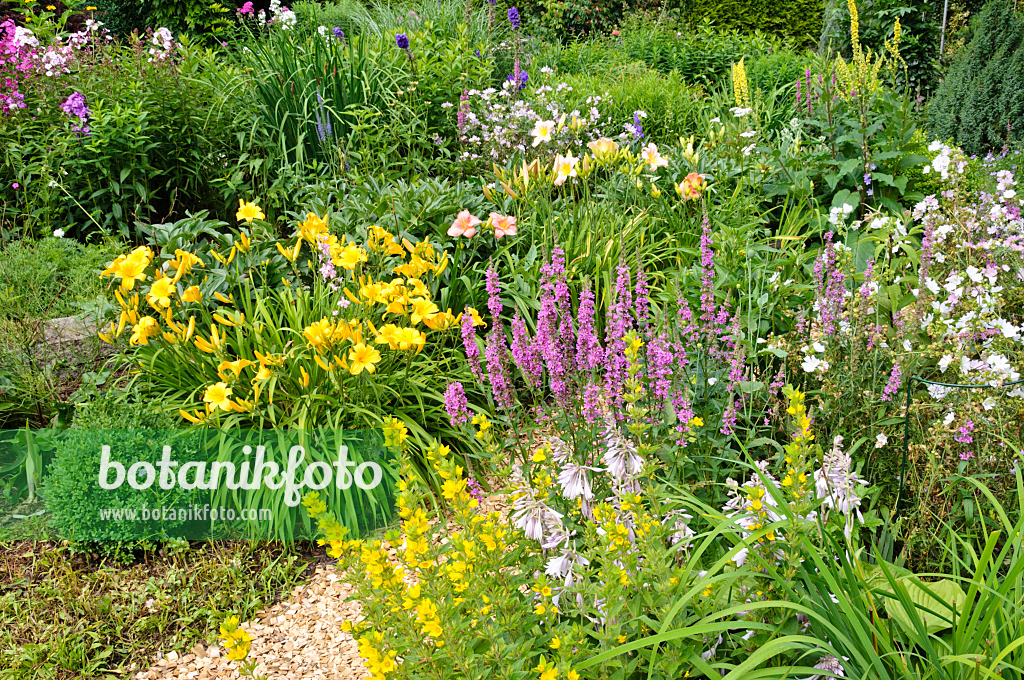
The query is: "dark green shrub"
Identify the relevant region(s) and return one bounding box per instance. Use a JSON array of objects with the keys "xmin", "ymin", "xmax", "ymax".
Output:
[
  {"xmin": 614, "ymin": 14, "xmax": 796, "ymax": 87},
  {"xmin": 93, "ymin": 0, "xmax": 152, "ymax": 39},
  {"xmin": 44, "ymin": 394, "xmax": 200, "ymax": 552},
  {"xmin": 927, "ymin": 0, "xmax": 1024, "ymax": 156},
  {"xmin": 557, "ymin": 64, "xmax": 706, "ymax": 142},
  {"xmin": 675, "ymin": 0, "xmax": 823, "ymax": 46}
]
